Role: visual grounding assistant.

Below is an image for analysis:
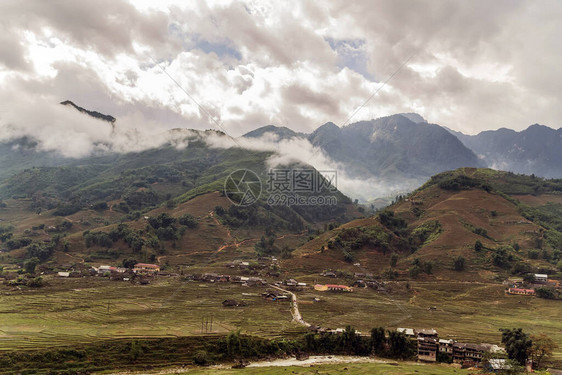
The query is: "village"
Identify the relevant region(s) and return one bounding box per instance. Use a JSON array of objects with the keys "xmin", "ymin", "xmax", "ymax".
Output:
[{"xmin": 42, "ymin": 258, "xmax": 559, "ymax": 372}]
